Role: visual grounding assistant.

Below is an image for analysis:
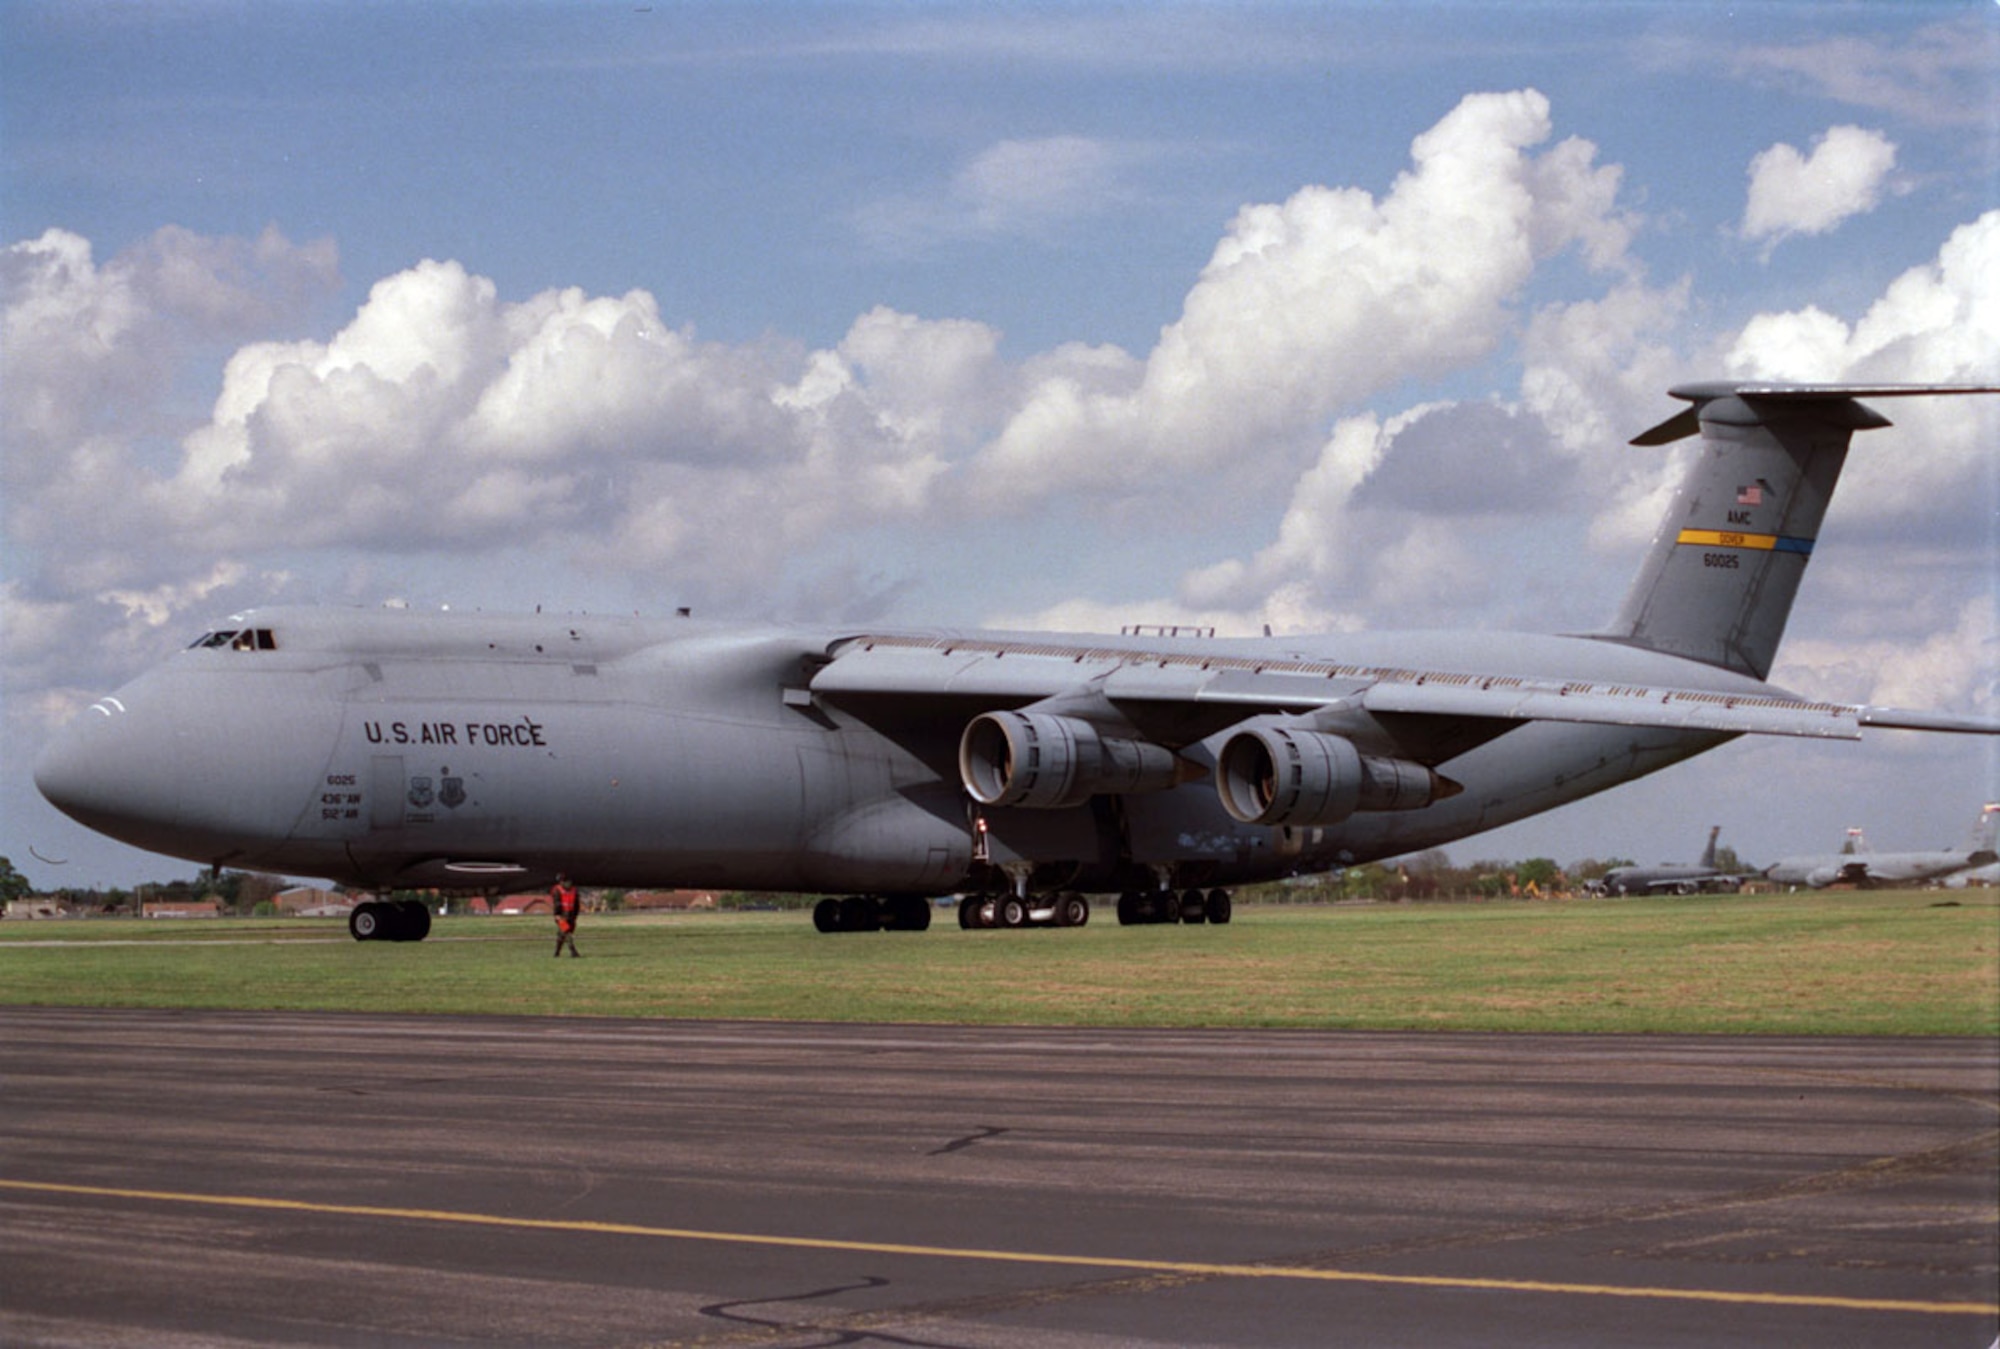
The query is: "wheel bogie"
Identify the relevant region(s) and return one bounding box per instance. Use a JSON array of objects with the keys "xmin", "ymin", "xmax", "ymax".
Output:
[
  {"xmin": 809, "ymin": 893, "xmax": 943, "ymax": 932},
  {"xmin": 348, "ymin": 898, "xmax": 433, "ymax": 942},
  {"xmin": 815, "ymin": 888, "xmax": 1228, "ymax": 933}
]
